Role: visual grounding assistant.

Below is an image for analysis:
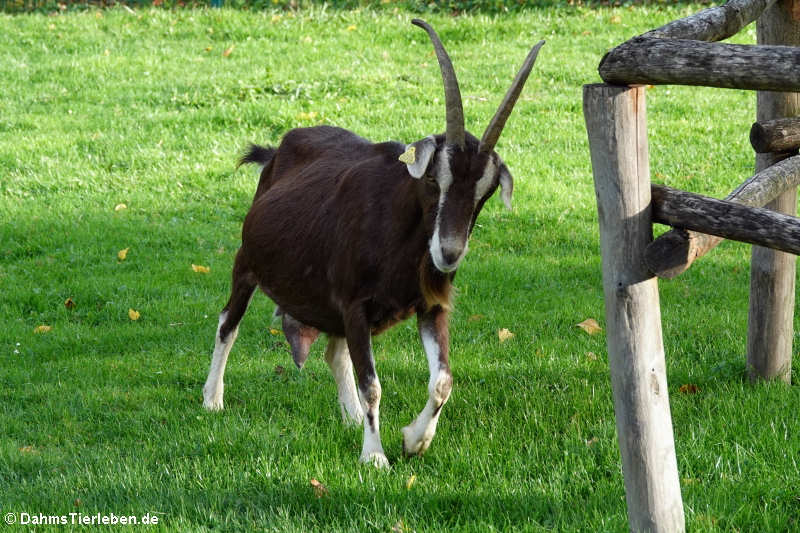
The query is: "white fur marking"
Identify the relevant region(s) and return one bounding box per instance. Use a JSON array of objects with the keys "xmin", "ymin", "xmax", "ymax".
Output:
[
  {"xmin": 359, "ymin": 378, "xmax": 389, "ymax": 468},
  {"xmin": 324, "ymin": 336, "xmax": 364, "ymax": 426},
  {"xmin": 474, "ymin": 158, "xmax": 497, "ymax": 205},
  {"xmin": 401, "ymin": 328, "xmax": 452, "ymax": 456},
  {"xmin": 203, "ymin": 311, "xmax": 237, "ymax": 411},
  {"xmin": 430, "ymin": 147, "xmax": 467, "ymax": 272}
]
